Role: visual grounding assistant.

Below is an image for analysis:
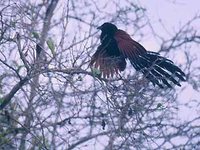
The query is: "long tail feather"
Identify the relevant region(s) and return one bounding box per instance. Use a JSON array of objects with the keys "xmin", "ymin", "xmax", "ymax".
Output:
[{"xmin": 130, "ymin": 51, "xmax": 186, "ymax": 88}]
